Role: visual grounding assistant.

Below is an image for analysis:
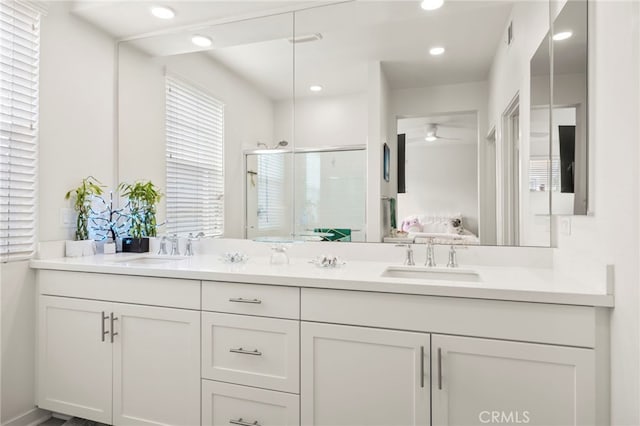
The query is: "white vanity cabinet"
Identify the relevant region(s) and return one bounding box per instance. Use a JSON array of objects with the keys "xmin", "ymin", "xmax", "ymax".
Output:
[
  {"xmin": 37, "ymin": 271, "xmax": 201, "ymax": 426},
  {"xmin": 300, "ymin": 322, "xmax": 430, "ymax": 426},
  {"xmin": 33, "ymin": 267, "xmax": 609, "ymax": 426},
  {"xmin": 301, "ymin": 288, "xmax": 607, "ymax": 426},
  {"xmin": 430, "ymin": 335, "xmax": 595, "ymax": 426}
]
